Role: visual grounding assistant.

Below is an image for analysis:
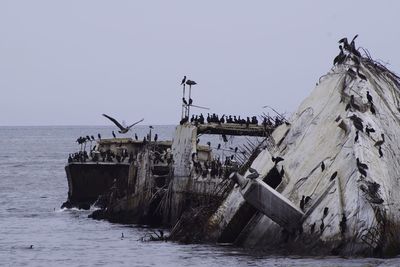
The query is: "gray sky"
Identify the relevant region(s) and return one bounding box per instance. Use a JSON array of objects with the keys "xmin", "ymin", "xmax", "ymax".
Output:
[{"xmin": 0, "ymin": 1, "xmax": 399, "ymax": 126}]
